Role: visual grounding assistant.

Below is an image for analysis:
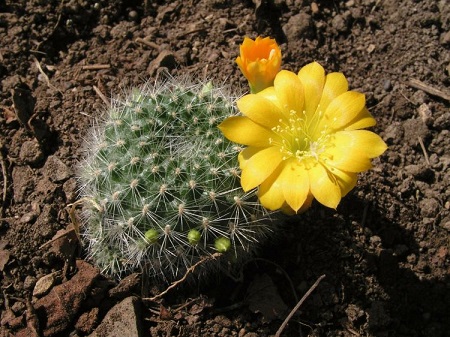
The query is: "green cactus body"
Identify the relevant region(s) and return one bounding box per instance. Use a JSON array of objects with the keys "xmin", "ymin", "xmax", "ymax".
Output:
[{"xmin": 78, "ymin": 77, "xmax": 272, "ymax": 281}]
